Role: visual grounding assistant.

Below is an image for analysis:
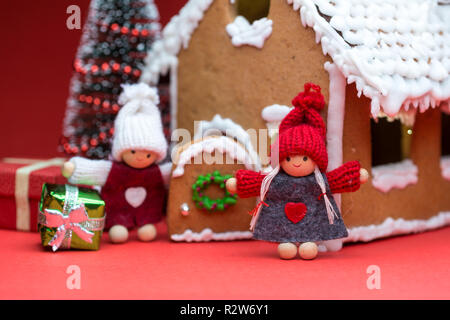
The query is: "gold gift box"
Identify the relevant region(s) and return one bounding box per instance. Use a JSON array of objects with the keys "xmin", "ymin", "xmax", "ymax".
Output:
[{"xmin": 38, "ymin": 184, "xmax": 106, "ymax": 251}]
